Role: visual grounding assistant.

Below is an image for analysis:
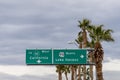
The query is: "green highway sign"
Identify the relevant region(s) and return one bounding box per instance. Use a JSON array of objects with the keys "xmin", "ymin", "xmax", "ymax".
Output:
[
  {"xmin": 26, "ymin": 49, "xmax": 87, "ymax": 65},
  {"xmin": 26, "ymin": 49, "xmax": 52, "ymax": 64},
  {"xmin": 53, "ymin": 49, "xmax": 87, "ymax": 64}
]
